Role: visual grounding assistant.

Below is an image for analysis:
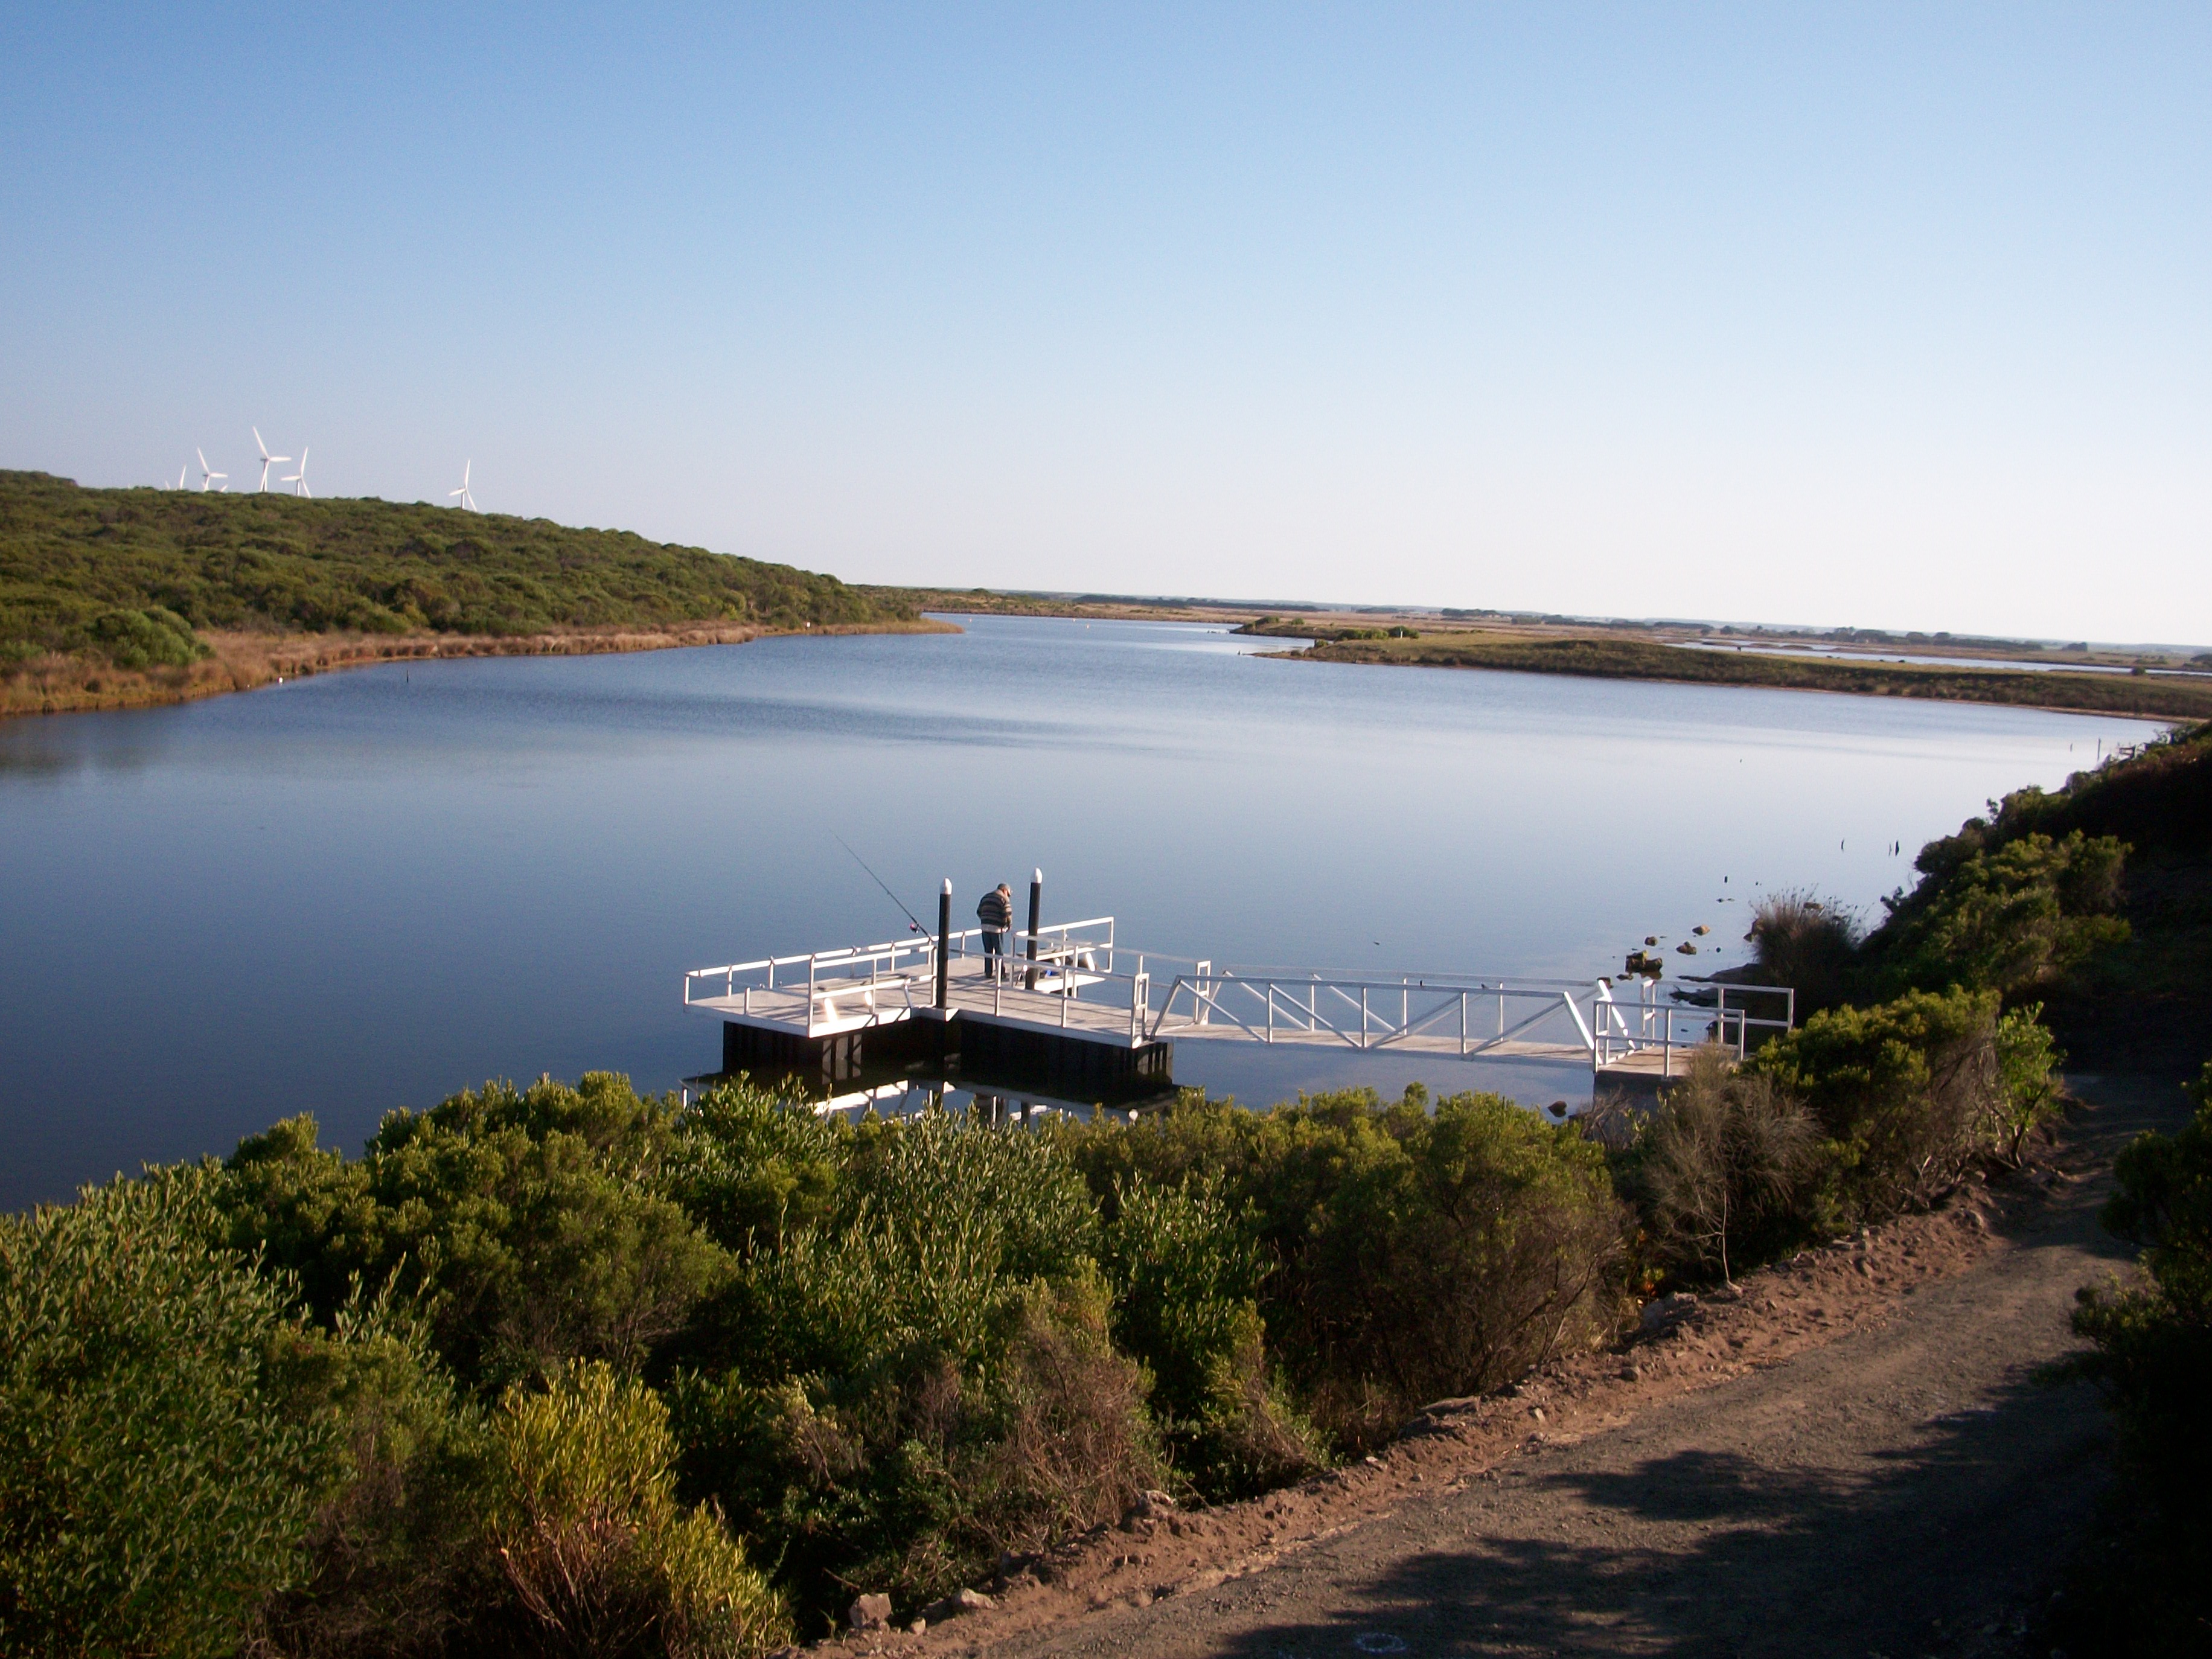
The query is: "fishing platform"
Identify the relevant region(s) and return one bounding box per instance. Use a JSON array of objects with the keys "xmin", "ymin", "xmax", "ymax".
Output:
[{"xmin": 683, "ymin": 874, "xmax": 1795, "ymax": 1107}]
